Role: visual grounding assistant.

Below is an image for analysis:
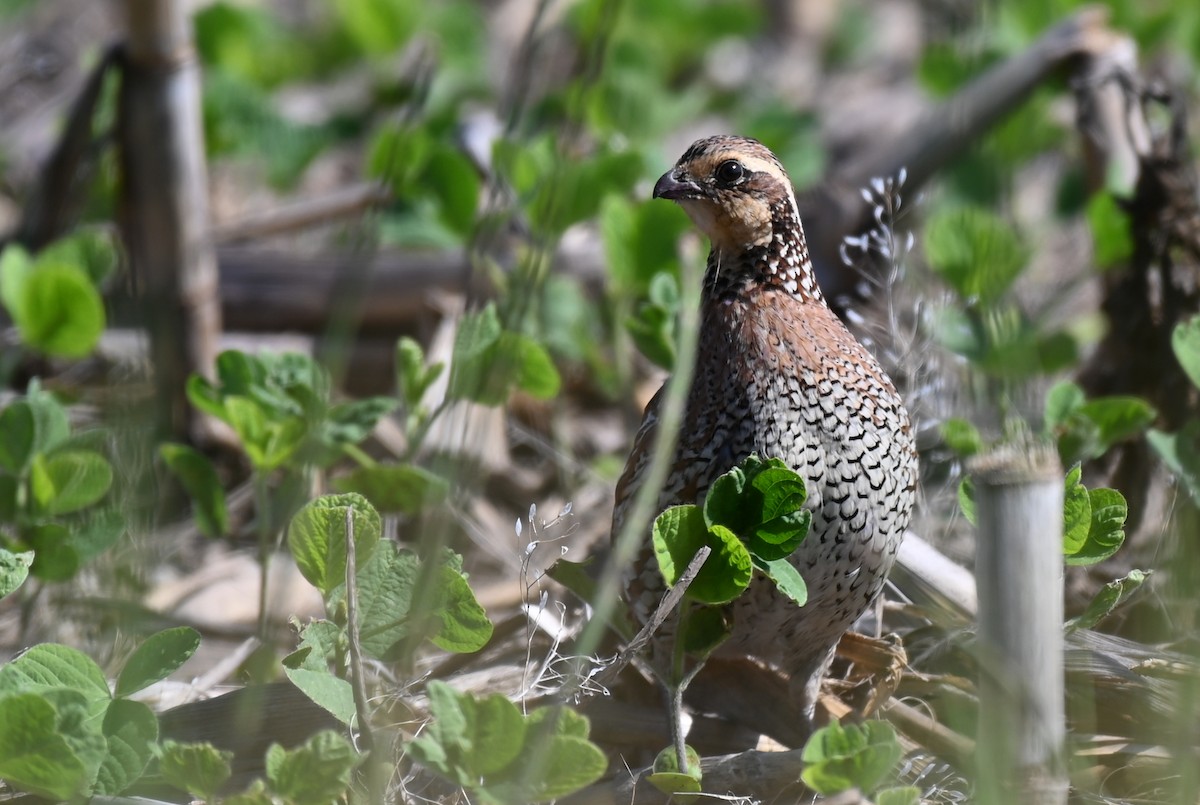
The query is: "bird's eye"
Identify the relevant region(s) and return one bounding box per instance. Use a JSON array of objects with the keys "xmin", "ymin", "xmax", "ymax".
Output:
[{"xmin": 714, "ymin": 160, "xmax": 745, "ymax": 185}]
